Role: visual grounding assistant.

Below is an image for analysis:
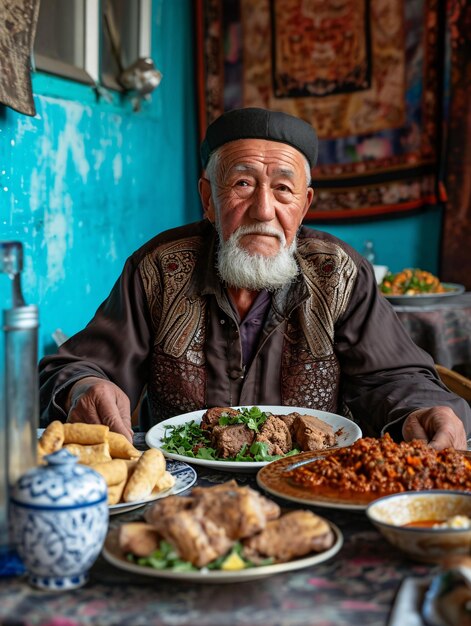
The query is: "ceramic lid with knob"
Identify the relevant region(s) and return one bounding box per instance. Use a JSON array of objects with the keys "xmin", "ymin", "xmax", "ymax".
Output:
[
  {"xmin": 10, "ymin": 448, "xmax": 108, "ymax": 508},
  {"xmin": 9, "ymin": 448, "xmax": 109, "ymax": 590}
]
